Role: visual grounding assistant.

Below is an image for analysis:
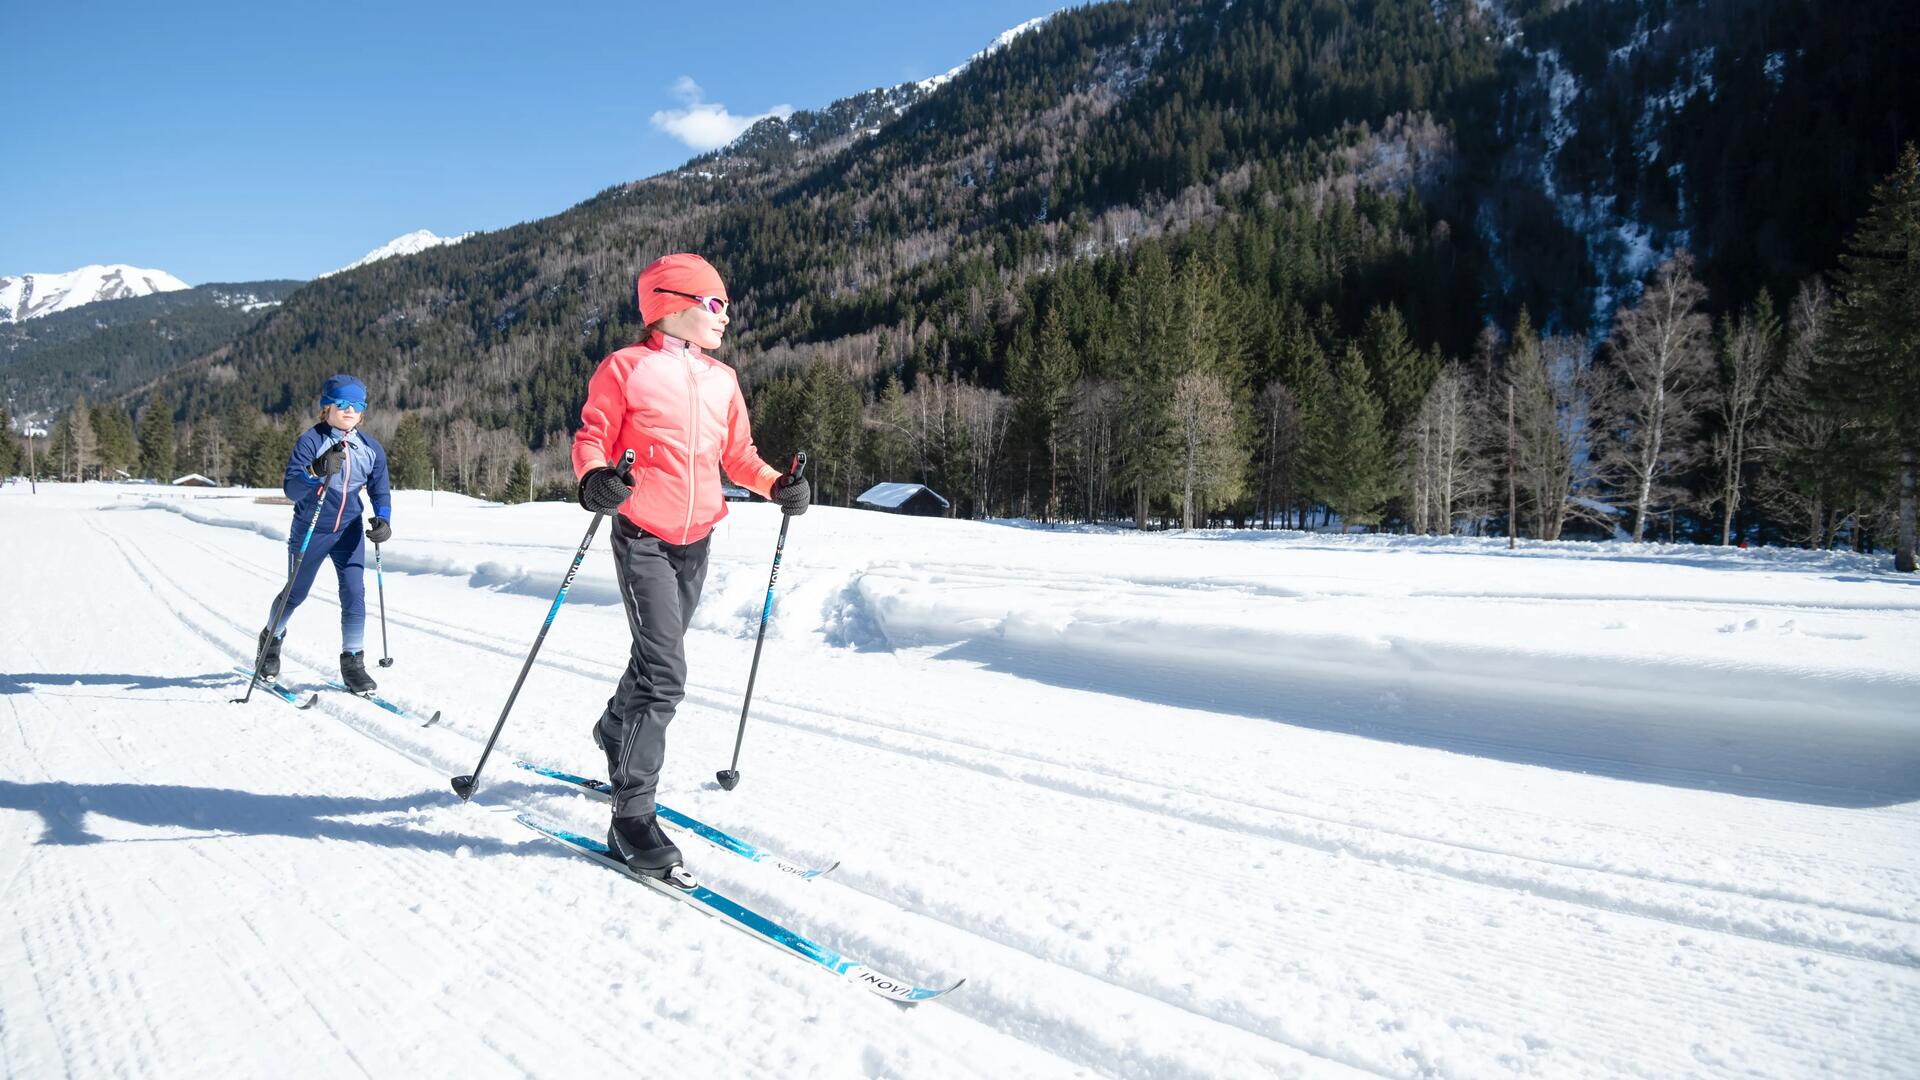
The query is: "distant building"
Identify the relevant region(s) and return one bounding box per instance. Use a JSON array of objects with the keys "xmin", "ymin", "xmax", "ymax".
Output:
[
  {"xmin": 172, "ymin": 473, "xmax": 217, "ymax": 487},
  {"xmin": 856, "ymin": 482, "xmax": 950, "ymax": 517}
]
